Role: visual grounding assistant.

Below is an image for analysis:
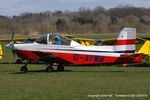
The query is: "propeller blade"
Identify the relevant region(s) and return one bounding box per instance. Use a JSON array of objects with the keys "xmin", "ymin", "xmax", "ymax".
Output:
[{"xmin": 10, "ymin": 32, "xmax": 15, "ymax": 44}]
